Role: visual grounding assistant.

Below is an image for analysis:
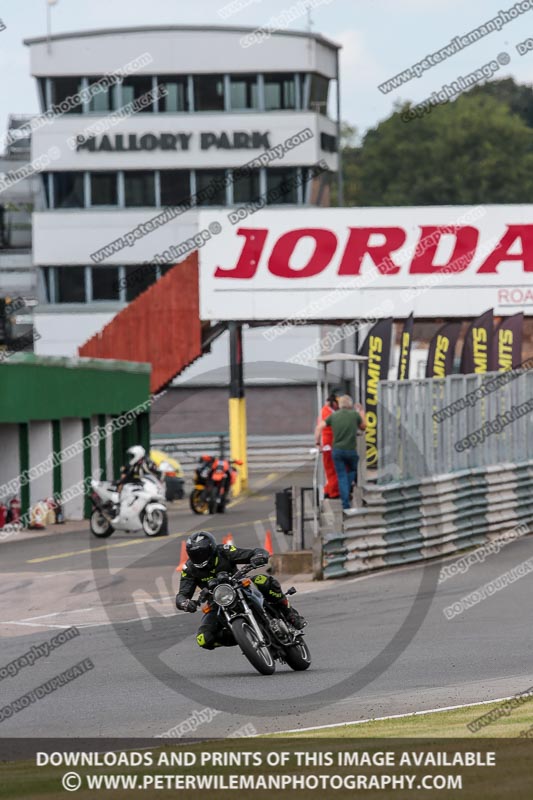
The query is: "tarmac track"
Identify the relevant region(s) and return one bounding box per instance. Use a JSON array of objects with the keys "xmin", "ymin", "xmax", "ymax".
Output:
[{"xmin": 1, "ymin": 472, "xmax": 532, "ymax": 738}]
